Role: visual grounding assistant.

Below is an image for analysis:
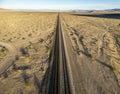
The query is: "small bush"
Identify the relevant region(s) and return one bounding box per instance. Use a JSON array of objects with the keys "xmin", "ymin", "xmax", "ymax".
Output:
[
  {"xmin": 39, "ymin": 38, "xmax": 44, "ymax": 43},
  {"xmin": 28, "ymin": 33, "xmax": 32, "ymax": 37},
  {"xmin": 20, "ymin": 47, "xmax": 28, "ymax": 55},
  {"xmin": 22, "ymin": 37, "xmax": 25, "ymax": 40},
  {"xmin": 3, "ymin": 72, "xmax": 8, "ymax": 78},
  {"xmin": 22, "ymin": 71, "xmax": 30, "ymax": 83},
  {"xmin": 15, "ymin": 55, "xmax": 19, "ymax": 60}
]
